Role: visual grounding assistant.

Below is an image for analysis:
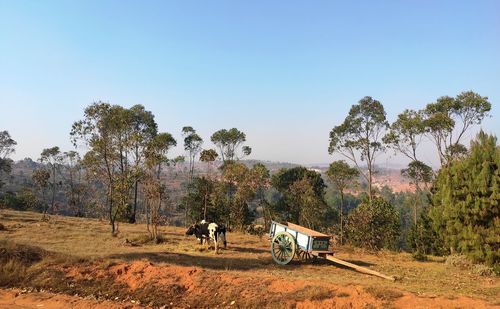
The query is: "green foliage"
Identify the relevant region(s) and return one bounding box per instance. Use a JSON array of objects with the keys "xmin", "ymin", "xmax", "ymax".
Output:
[
  {"xmin": 407, "ymin": 207, "xmax": 446, "ymax": 256},
  {"xmin": 271, "ymin": 167, "xmax": 326, "ymax": 228},
  {"xmin": 32, "ymin": 168, "xmax": 50, "ymax": 214},
  {"xmin": 183, "ymin": 162, "xmax": 269, "ymax": 230},
  {"xmin": 0, "ymin": 189, "xmax": 40, "ymax": 211},
  {"xmin": 326, "ymin": 160, "xmax": 359, "ymax": 243},
  {"xmin": 429, "ymin": 131, "xmax": 499, "ymax": 266},
  {"xmin": 183, "ymin": 176, "xmax": 216, "ymax": 222},
  {"xmin": 0, "ymin": 130, "xmax": 17, "ymax": 189},
  {"xmin": 71, "ymin": 102, "xmax": 176, "ymax": 234},
  {"xmin": 384, "ymin": 109, "xmax": 426, "ymax": 160},
  {"xmin": 182, "ymin": 126, "xmax": 203, "ymax": 181},
  {"xmin": 329, "ymin": 96, "xmax": 389, "ymax": 201},
  {"xmin": 16, "ymin": 189, "xmax": 41, "ymax": 211},
  {"xmin": 0, "ymin": 131, "xmax": 16, "ymax": 159},
  {"xmin": 210, "ymin": 128, "xmax": 251, "ymax": 162},
  {"xmin": 401, "ymin": 160, "xmax": 433, "ymax": 186},
  {"xmin": 0, "ymin": 158, "xmax": 13, "ymax": 189},
  {"xmin": 199, "ymin": 149, "xmax": 218, "ymax": 163},
  {"xmin": 345, "ymin": 197, "xmax": 400, "ymax": 250},
  {"xmin": 326, "ymin": 161, "xmax": 359, "ymax": 192},
  {"xmin": 423, "ymin": 91, "xmax": 491, "ymax": 166},
  {"xmin": 289, "ymin": 176, "xmax": 327, "ymax": 230},
  {"xmin": 222, "ymin": 162, "xmax": 258, "ymax": 229}
]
